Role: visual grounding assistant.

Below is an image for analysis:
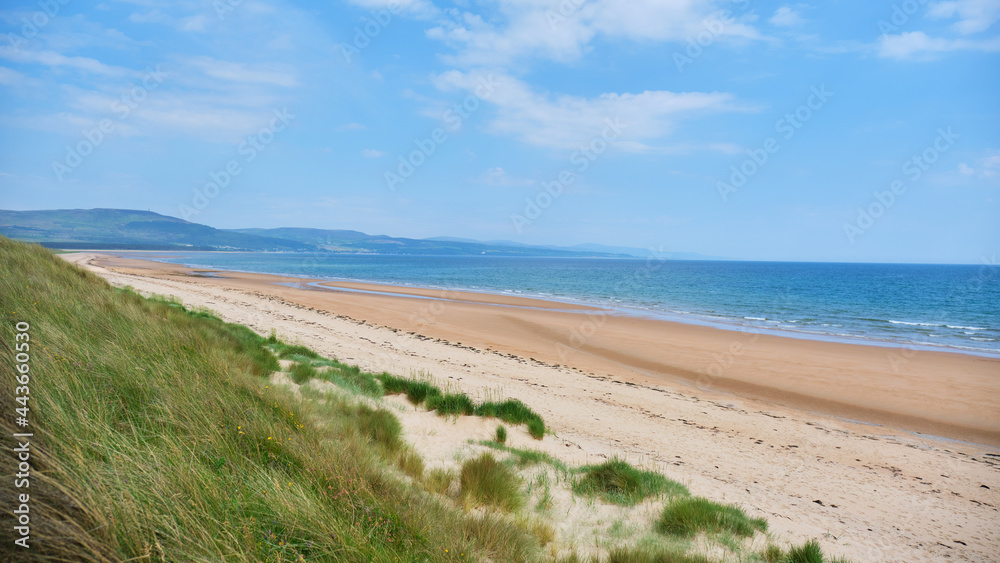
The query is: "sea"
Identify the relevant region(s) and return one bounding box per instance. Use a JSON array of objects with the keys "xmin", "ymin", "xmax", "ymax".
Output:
[{"xmin": 125, "ymin": 252, "xmax": 1000, "ymax": 357}]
